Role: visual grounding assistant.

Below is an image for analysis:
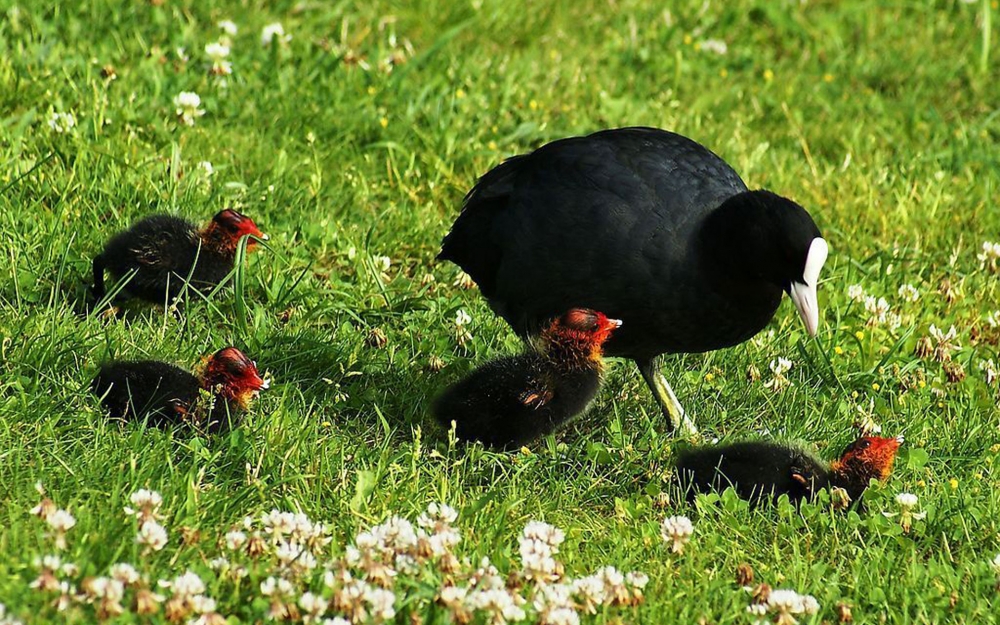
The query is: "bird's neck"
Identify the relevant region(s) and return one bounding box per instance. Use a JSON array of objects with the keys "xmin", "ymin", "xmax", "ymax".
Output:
[
  {"xmin": 829, "ymin": 457, "xmax": 888, "ymax": 501},
  {"xmin": 538, "ymin": 332, "xmax": 605, "ymax": 373},
  {"xmin": 199, "ymin": 224, "xmax": 240, "ymax": 257},
  {"xmin": 699, "ymin": 191, "xmax": 772, "ymax": 276}
]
